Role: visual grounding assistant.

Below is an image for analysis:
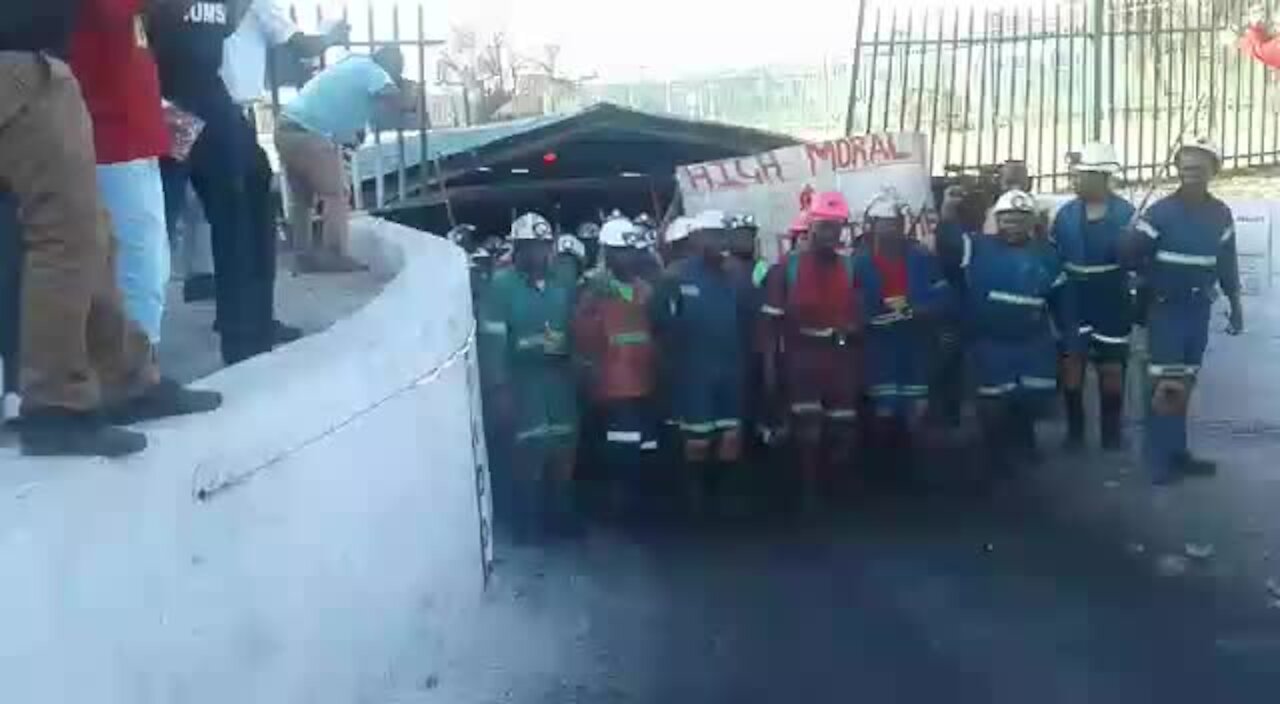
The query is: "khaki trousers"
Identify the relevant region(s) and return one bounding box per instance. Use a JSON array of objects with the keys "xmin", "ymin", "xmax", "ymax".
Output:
[
  {"xmin": 0, "ymin": 52, "xmax": 156, "ymax": 412},
  {"xmin": 274, "ymin": 125, "xmax": 351, "ymax": 255}
]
